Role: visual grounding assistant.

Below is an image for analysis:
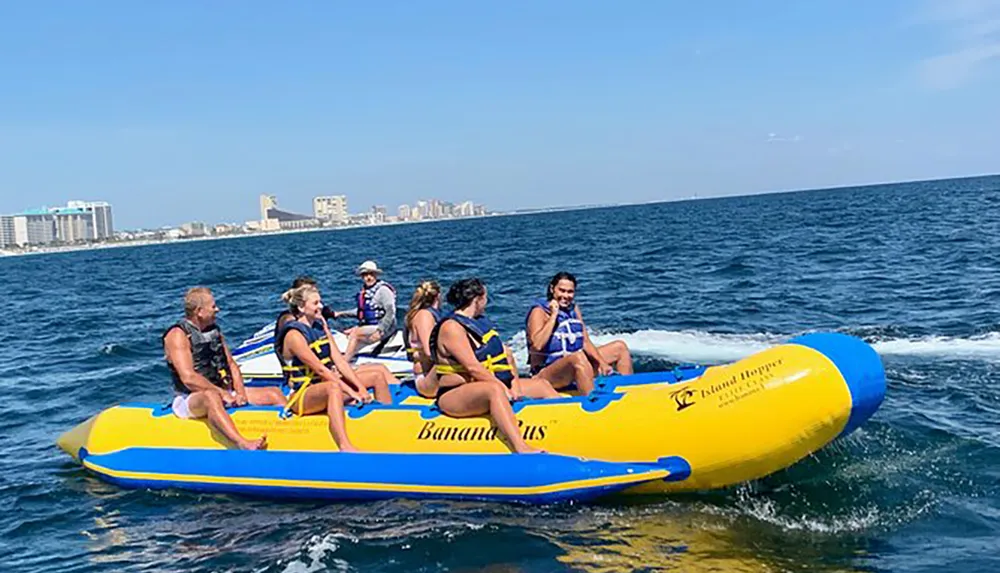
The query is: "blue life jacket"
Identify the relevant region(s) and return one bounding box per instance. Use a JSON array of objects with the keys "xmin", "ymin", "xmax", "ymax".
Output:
[
  {"xmin": 275, "ymin": 319, "xmax": 333, "ymax": 389},
  {"xmin": 431, "ymin": 313, "xmax": 513, "ymax": 384},
  {"xmin": 357, "ymin": 280, "xmax": 395, "ymax": 326},
  {"xmin": 404, "ymin": 306, "xmax": 443, "ymax": 362},
  {"xmin": 527, "ymin": 298, "xmax": 585, "ymax": 369},
  {"xmin": 163, "ymin": 320, "xmax": 230, "ymax": 394}
]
